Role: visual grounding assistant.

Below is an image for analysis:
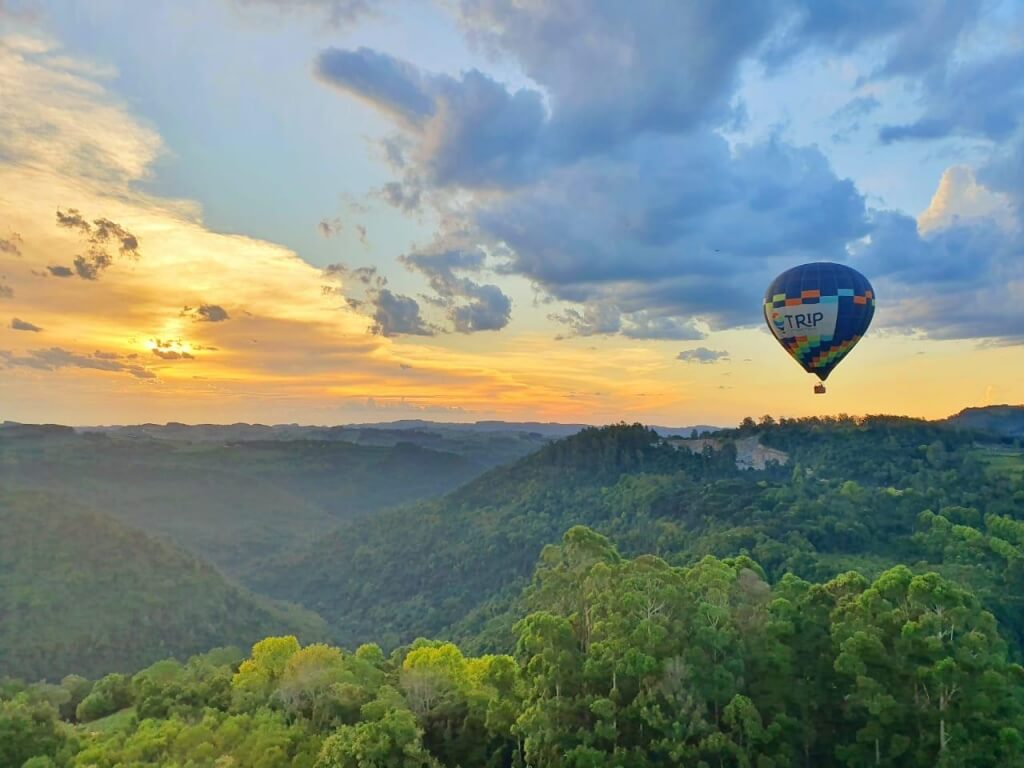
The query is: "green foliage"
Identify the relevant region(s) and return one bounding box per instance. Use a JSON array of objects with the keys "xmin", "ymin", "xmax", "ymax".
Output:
[
  {"xmin": 0, "ymin": 428, "xmax": 507, "ymax": 577},
  {"xmin": 0, "ymin": 491, "xmax": 327, "ymax": 680},
  {"xmin": 252, "ymin": 419, "xmax": 1024, "ymax": 657},
  {"xmin": 0, "ymin": 694, "xmax": 65, "ymax": 768},
  {"xmin": 6, "ymin": 526, "xmax": 1024, "ymax": 768},
  {"xmin": 75, "ymin": 673, "xmax": 131, "ymax": 723}
]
